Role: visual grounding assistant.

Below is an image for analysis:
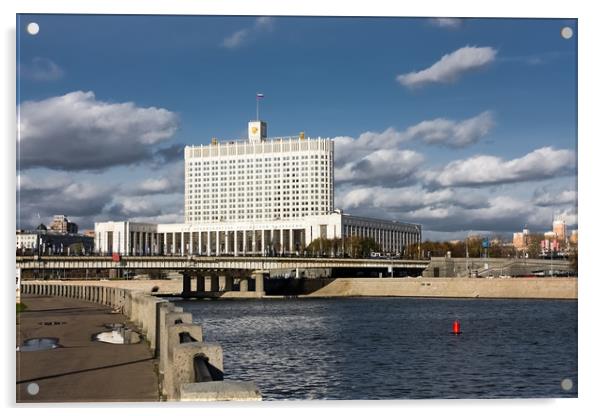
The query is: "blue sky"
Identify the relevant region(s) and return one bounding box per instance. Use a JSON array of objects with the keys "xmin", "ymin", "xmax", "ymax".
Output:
[{"xmin": 16, "ymin": 15, "xmax": 577, "ymax": 240}]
